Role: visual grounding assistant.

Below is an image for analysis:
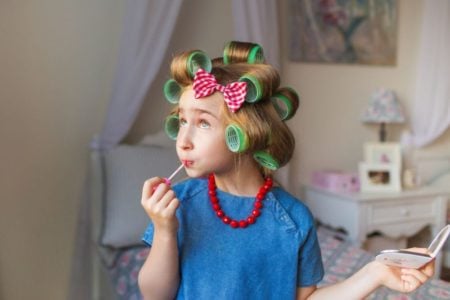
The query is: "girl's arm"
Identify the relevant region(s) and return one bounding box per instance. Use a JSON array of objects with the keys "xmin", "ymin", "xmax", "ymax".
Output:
[
  {"xmin": 138, "ymin": 178, "xmax": 181, "ymax": 300},
  {"xmin": 297, "ymin": 251, "xmax": 434, "ymax": 300}
]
